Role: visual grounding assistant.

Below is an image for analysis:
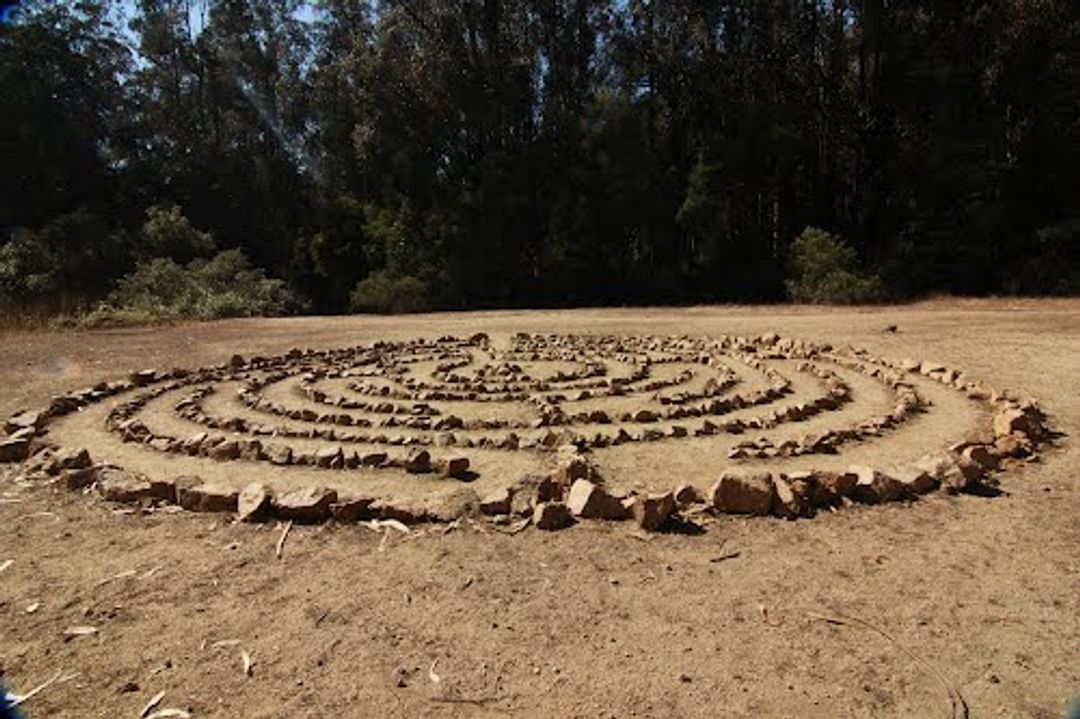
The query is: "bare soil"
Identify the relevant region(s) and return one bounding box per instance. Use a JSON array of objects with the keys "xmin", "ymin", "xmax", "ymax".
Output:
[{"xmin": 1, "ymin": 299, "xmax": 1077, "ymax": 718}]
